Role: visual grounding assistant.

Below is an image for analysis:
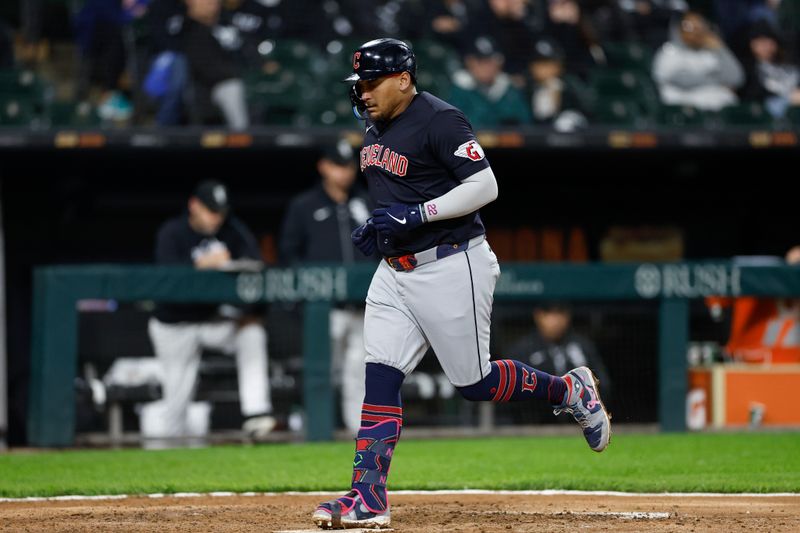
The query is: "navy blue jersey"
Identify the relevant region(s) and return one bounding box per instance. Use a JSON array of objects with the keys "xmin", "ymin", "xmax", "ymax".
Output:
[{"xmin": 360, "ymin": 91, "xmax": 490, "ymax": 256}]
